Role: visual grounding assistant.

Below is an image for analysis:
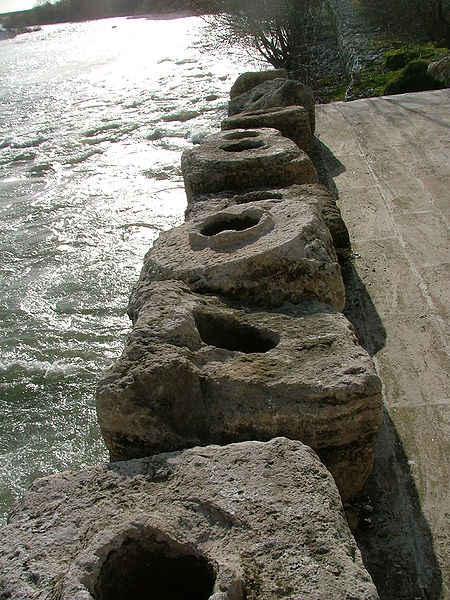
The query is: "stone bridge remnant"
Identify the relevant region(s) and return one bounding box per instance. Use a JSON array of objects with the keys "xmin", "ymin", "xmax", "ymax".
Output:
[
  {"xmin": 0, "ymin": 70, "xmax": 383, "ymax": 599},
  {"xmin": 181, "ymin": 127, "xmax": 318, "ymax": 202},
  {"xmin": 97, "ymin": 280, "xmax": 381, "ymax": 500},
  {"xmin": 222, "ymin": 106, "xmax": 313, "ymax": 155},
  {"xmin": 96, "ymin": 71, "xmax": 381, "ymax": 501},
  {"xmin": 227, "ymin": 77, "xmax": 316, "ymax": 133},
  {"xmin": 136, "ymin": 198, "xmax": 345, "ymax": 309},
  {"xmin": 184, "ymin": 183, "xmax": 351, "ymax": 259}
]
